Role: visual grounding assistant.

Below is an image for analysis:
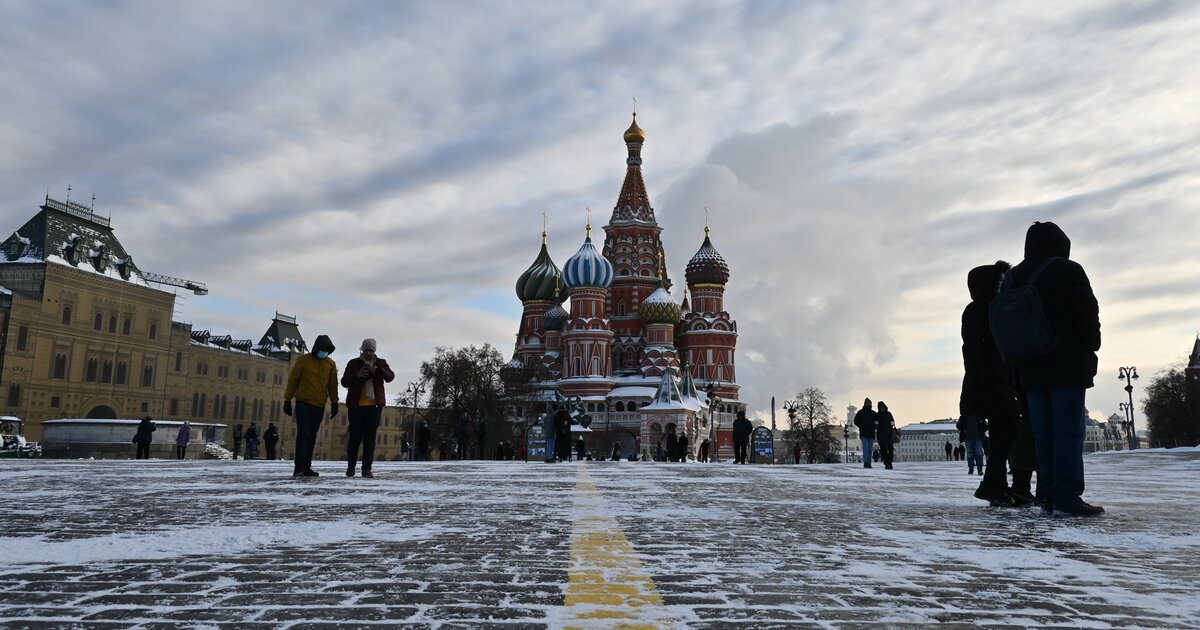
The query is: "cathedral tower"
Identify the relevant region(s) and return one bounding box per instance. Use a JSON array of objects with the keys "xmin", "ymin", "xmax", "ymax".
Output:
[{"xmin": 560, "ymin": 221, "xmax": 615, "ymax": 398}]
